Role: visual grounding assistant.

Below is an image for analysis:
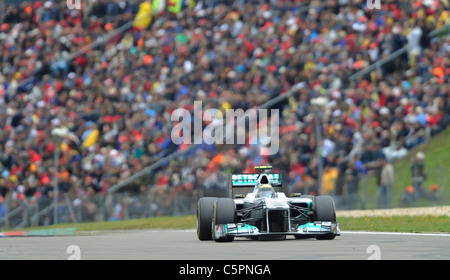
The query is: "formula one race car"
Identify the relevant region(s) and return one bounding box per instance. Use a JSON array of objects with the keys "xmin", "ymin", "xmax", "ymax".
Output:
[{"xmin": 197, "ymin": 166, "xmax": 340, "ymax": 242}]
